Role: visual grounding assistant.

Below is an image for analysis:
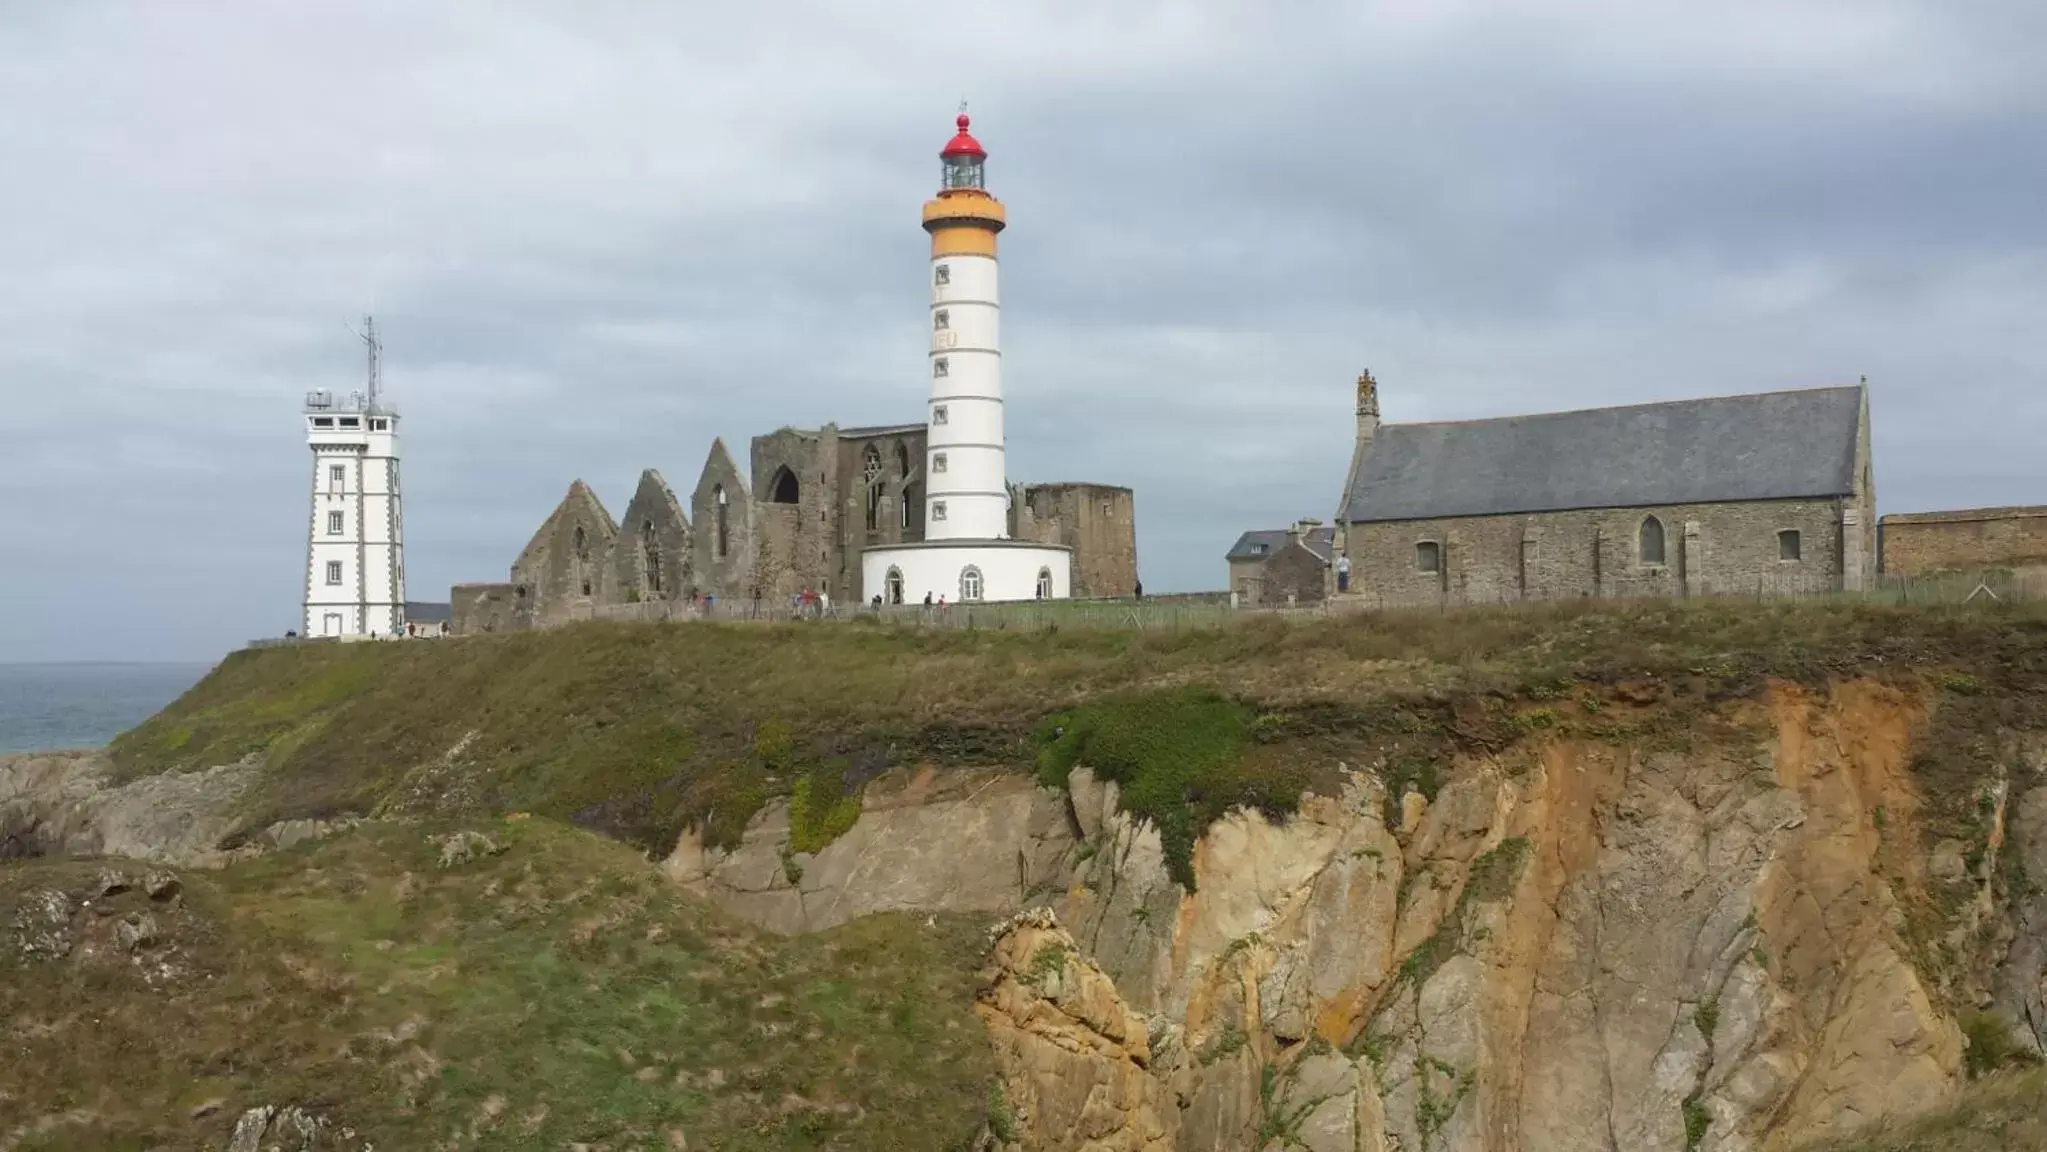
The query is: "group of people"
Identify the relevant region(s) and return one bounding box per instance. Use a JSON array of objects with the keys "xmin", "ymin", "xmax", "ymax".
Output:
[{"xmin": 791, "ymin": 588, "xmax": 832, "ymax": 619}]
